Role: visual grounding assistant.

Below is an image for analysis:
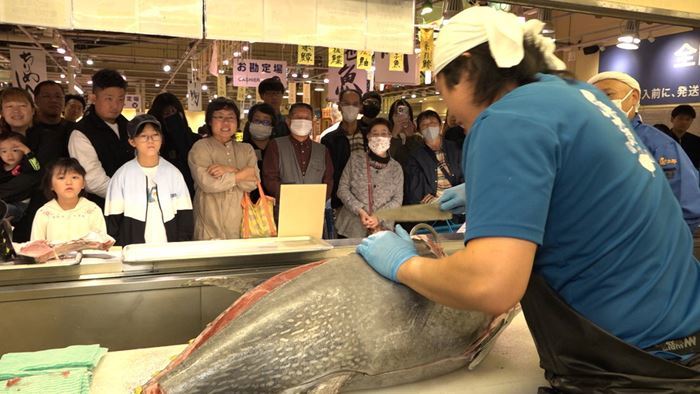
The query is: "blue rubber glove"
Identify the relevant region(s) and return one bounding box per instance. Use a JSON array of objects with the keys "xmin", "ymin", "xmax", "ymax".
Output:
[
  {"xmin": 438, "ymin": 183, "xmax": 466, "ymax": 214},
  {"xmin": 356, "ymin": 225, "xmax": 418, "ymax": 282}
]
